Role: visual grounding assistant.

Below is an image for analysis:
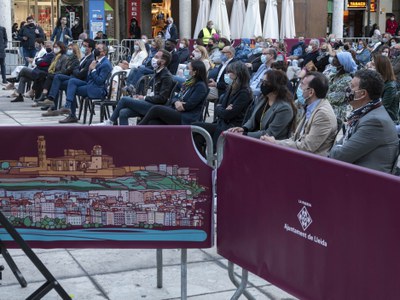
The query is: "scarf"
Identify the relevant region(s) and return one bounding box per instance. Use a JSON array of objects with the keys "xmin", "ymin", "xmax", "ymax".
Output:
[
  {"xmin": 48, "ymin": 54, "xmax": 61, "ymax": 74},
  {"xmin": 344, "ymin": 98, "xmax": 382, "ymax": 142},
  {"xmin": 178, "ymin": 78, "xmax": 196, "ymax": 99}
]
